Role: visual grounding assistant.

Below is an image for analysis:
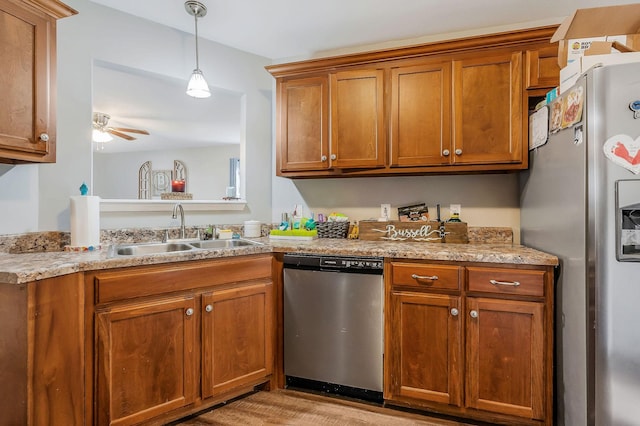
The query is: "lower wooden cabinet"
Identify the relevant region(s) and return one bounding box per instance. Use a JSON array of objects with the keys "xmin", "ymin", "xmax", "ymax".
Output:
[
  {"xmin": 86, "ymin": 255, "xmax": 274, "ymax": 426},
  {"xmin": 385, "ymin": 260, "xmax": 553, "ymax": 426},
  {"xmin": 95, "ymin": 296, "xmax": 198, "ymax": 426},
  {"xmin": 202, "ymin": 282, "xmax": 273, "ymax": 398},
  {"xmin": 388, "ymin": 292, "xmax": 462, "ymax": 406}
]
